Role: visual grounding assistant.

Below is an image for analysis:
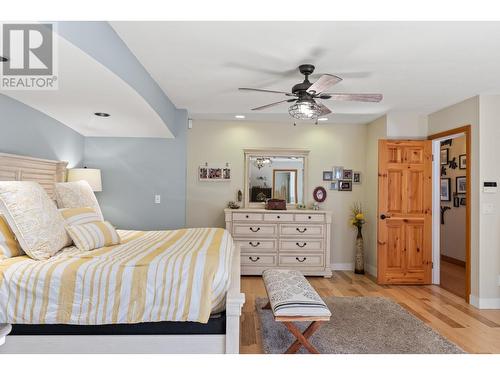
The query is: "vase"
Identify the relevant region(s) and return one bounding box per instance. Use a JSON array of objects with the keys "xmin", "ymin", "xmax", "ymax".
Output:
[{"xmin": 354, "ymin": 226, "xmax": 365, "ymax": 274}]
